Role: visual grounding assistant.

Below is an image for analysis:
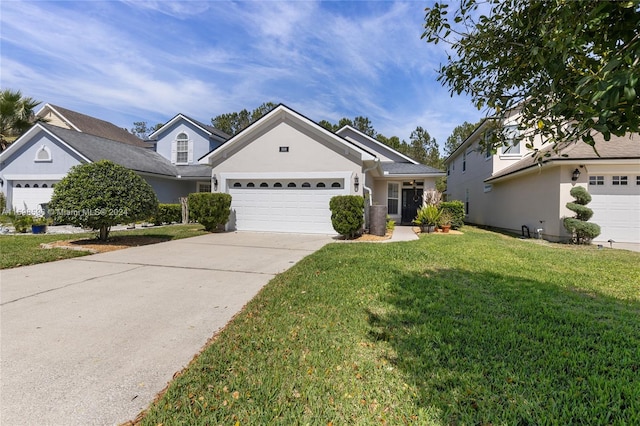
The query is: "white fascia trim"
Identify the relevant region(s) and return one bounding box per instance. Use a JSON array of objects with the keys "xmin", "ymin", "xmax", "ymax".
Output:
[
  {"xmin": 337, "ymin": 125, "xmax": 418, "ymax": 164},
  {"xmin": 4, "ymin": 174, "xmax": 67, "ymax": 180},
  {"xmin": 149, "ymin": 114, "xmax": 211, "ymax": 139},
  {"xmin": 37, "ymin": 104, "xmax": 81, "ymax": 132}
]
